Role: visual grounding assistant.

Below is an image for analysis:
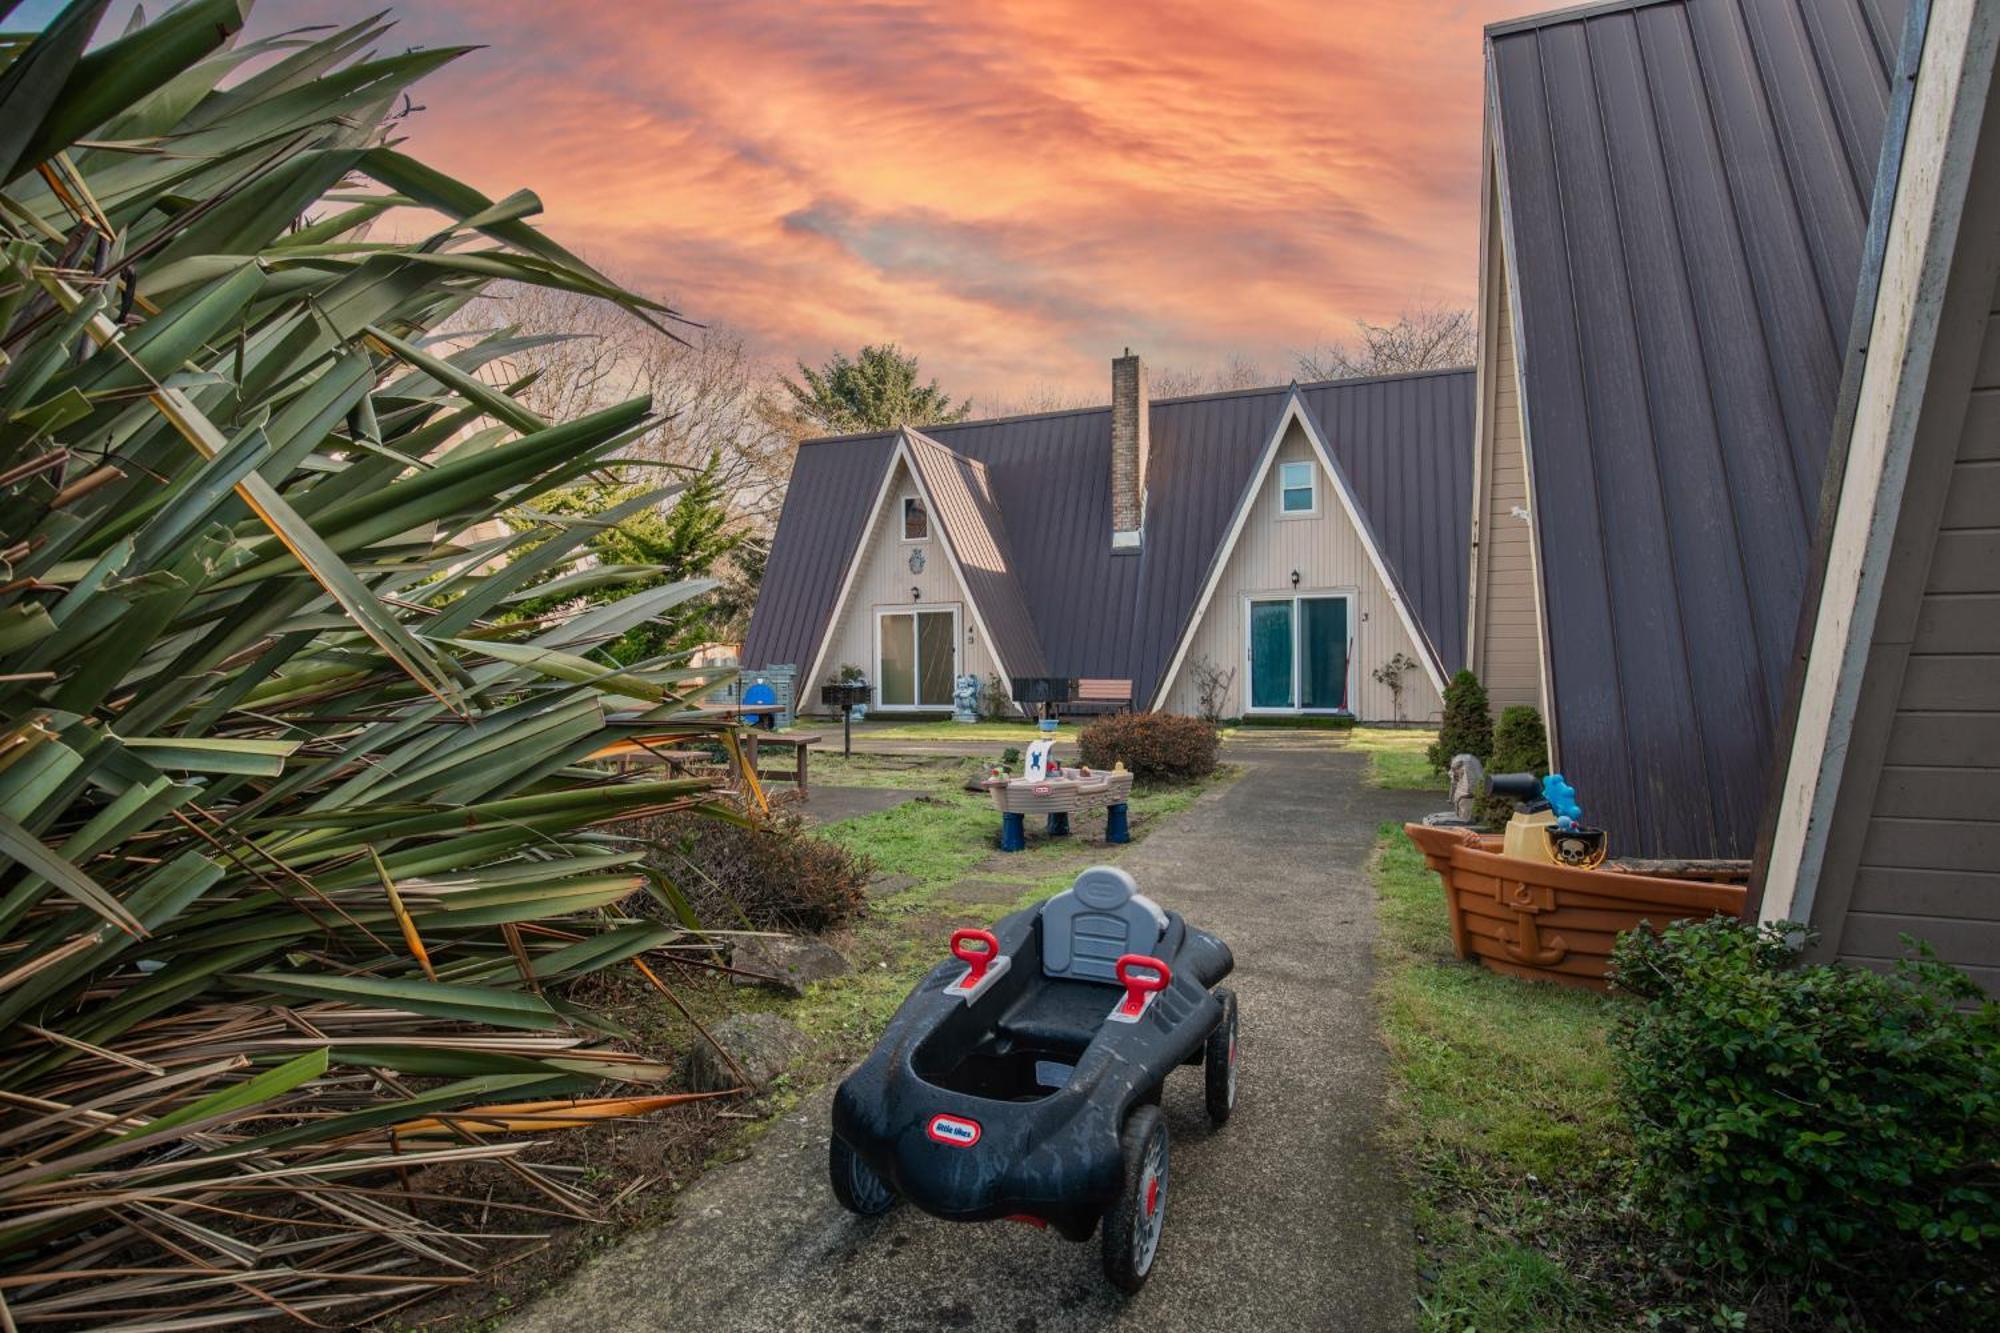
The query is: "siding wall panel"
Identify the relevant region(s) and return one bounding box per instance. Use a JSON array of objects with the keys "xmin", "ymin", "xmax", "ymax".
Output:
[{"xmin": 1489, "ymin": 0, "xmax": 1903, "ymax": 857}]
